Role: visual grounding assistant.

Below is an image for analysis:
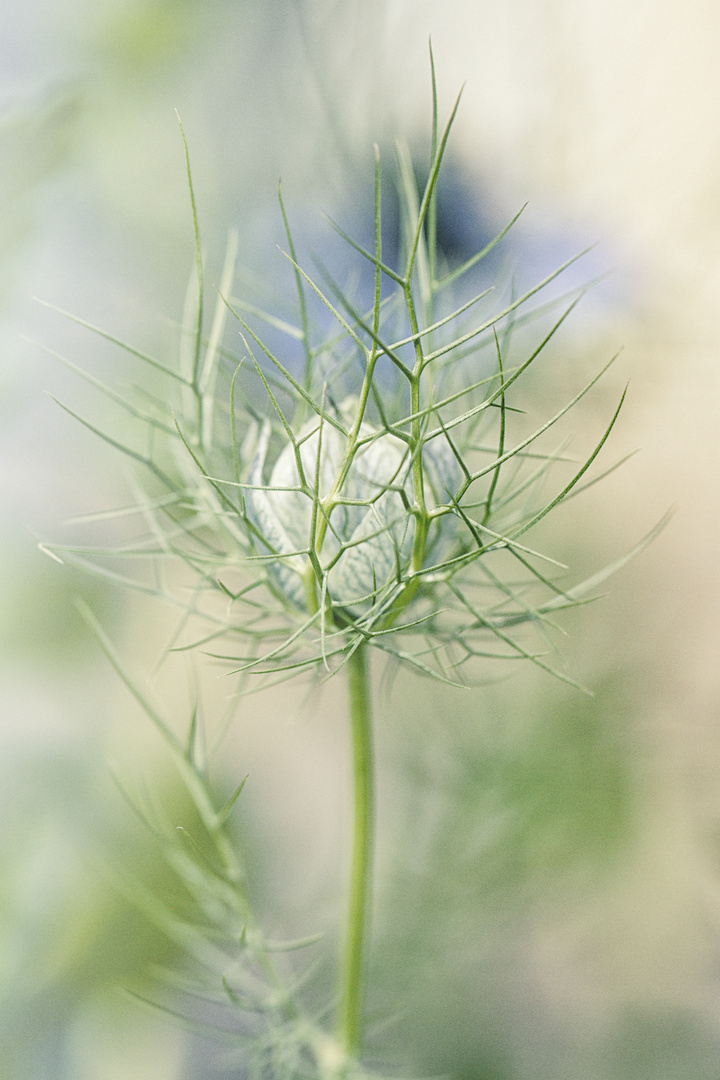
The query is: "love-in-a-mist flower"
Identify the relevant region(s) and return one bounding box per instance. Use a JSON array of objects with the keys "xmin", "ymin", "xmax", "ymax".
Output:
[{"xmin": 44, "ymin": 83, "xmax": 634, "ymax": 693}]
